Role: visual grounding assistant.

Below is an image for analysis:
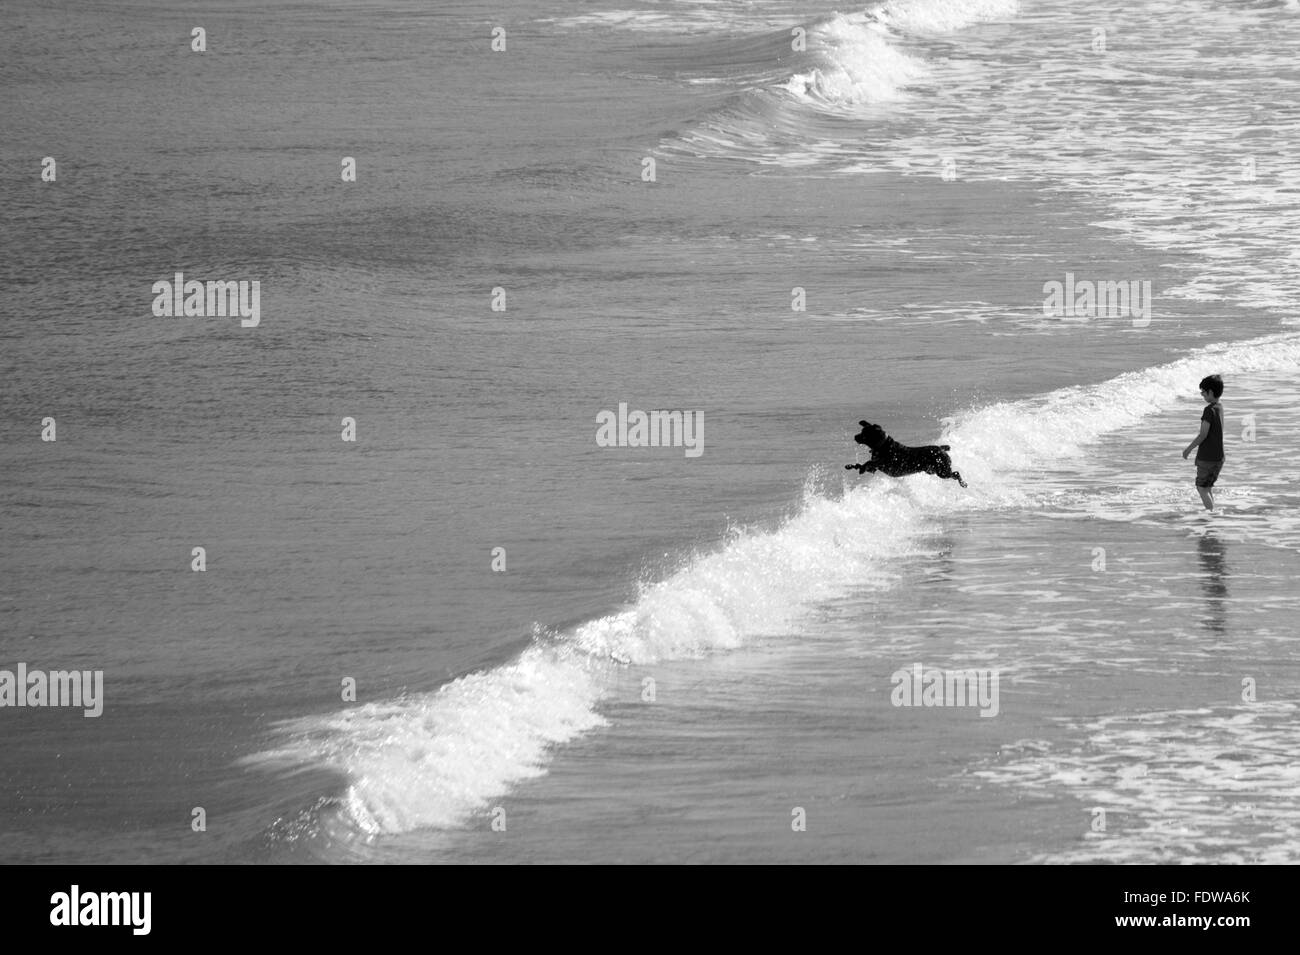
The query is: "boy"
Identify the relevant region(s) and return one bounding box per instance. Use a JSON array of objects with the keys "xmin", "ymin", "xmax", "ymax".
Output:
[{"xmin": 1182, "ymin": 374, "xmax": 1224, "ymax": 510}]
